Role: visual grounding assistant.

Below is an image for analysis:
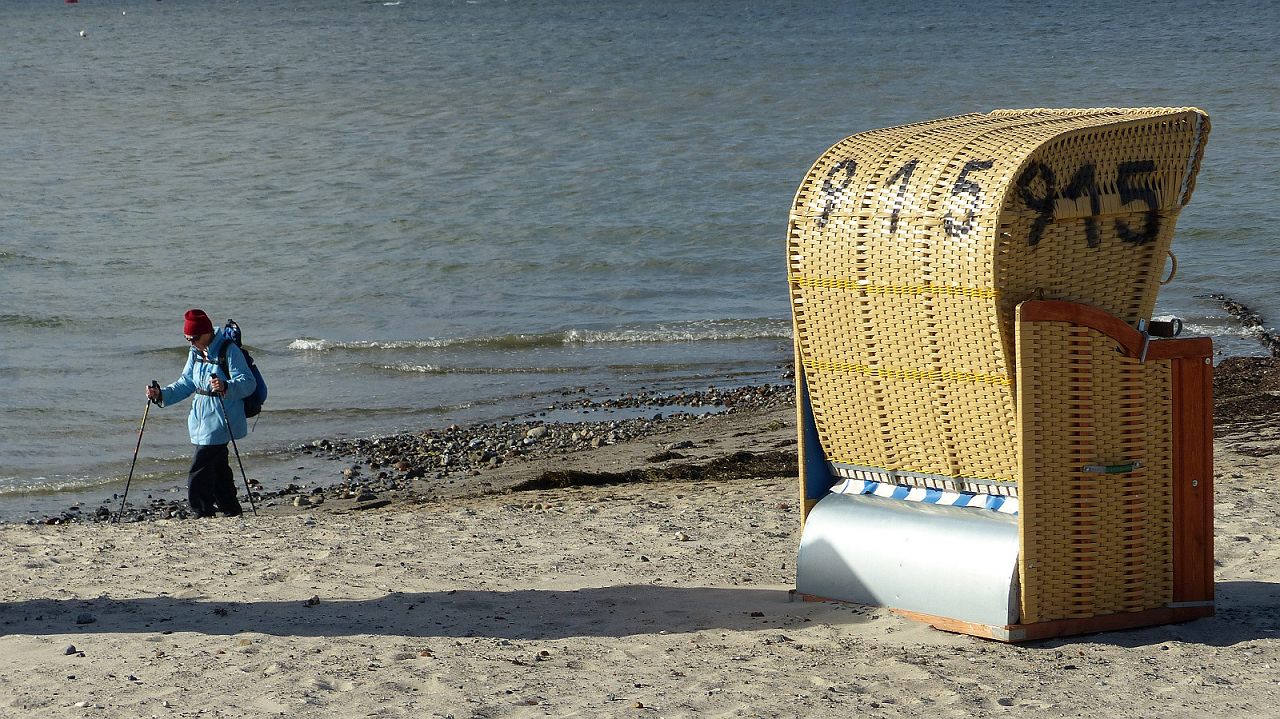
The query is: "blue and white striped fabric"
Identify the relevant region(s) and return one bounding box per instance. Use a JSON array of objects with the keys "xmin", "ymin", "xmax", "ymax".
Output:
[{"xmin": 830, "ymin": 478, "xmax": 1019, "ymax": 515}]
